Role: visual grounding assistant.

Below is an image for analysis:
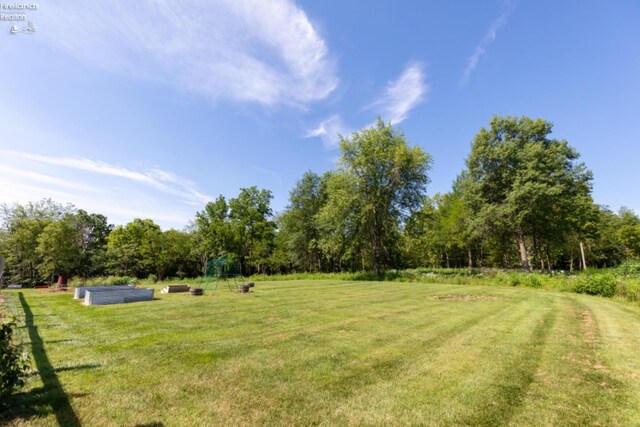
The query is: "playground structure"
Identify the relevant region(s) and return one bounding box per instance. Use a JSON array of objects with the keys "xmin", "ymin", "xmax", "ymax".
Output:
[{"xmin": 202, "ymin": 258, "xmax": 244, "ymax": 291}]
